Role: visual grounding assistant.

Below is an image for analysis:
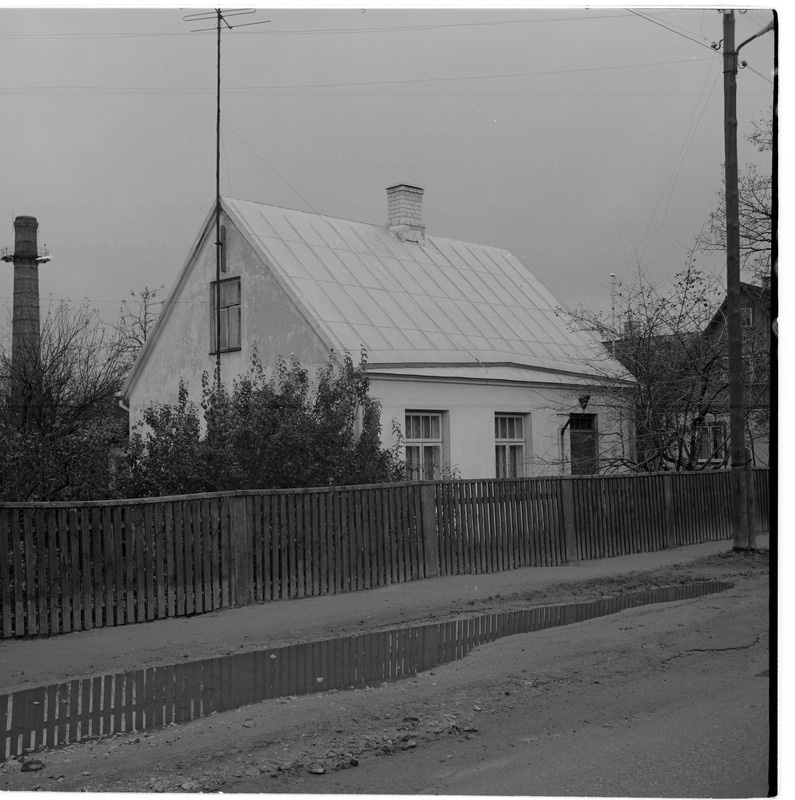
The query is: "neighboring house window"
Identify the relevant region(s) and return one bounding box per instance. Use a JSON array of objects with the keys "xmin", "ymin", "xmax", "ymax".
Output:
[
  {"xmin": 211, "ymin": 277, "xmax": 241, "ymax": 352},
  {"xmin": 741, "ymin": 306, "xmax": 753, "ymax": 328},
  {"xmin": 405, "ymin": 412, "xmax": 443, "ymax": 480},
  {"xmin": 698, "ymin": 421, "xmax": 727, "ymax": 462},
  {"xmin": 569, "ymin": 414, "xmax": 598, "ymax": 475},
  {"xmin": 495, "ymin": 413, "xmax": 526, "ymax": 478}
]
